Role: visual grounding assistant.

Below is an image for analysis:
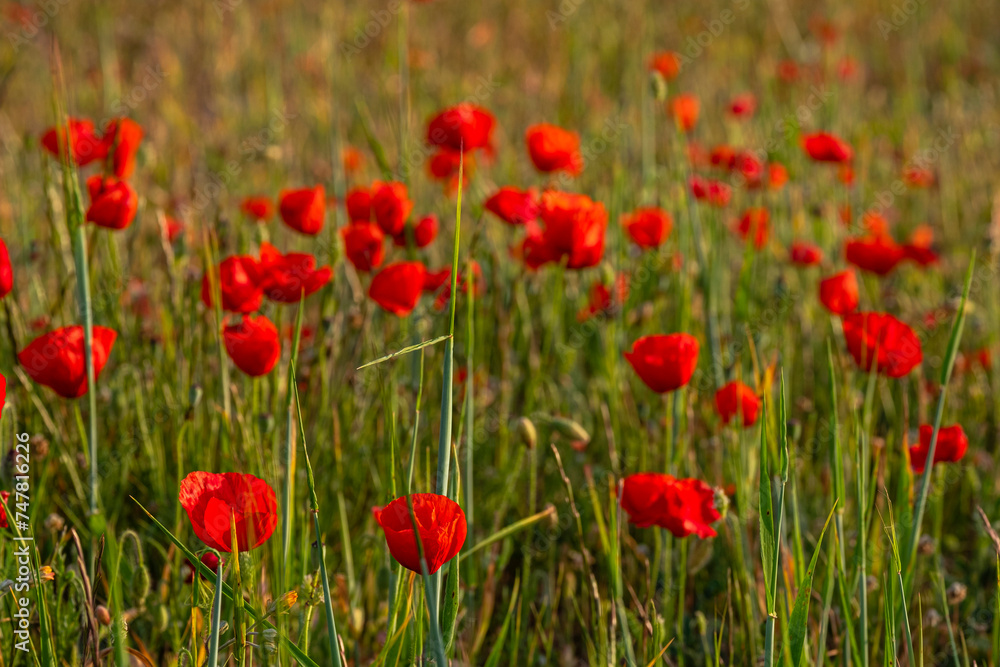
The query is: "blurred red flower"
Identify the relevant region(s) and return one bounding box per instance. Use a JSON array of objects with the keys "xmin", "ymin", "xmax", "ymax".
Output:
[
  {"xmin": 736, "ymin": 208, "xmax": 769, "ymax": 249},
  {"xmin": 669, "ymin": 93, "xmax": 699, "ymax": 132},
  {"xmin": 624, "ymin": 333, "xmax": 699, "ymax": 393},
  {"xmin": 620, "ymin": 473, "xmax": 721, "ymax": 538},
  {"xmin": 521, "ymin": 191, "xmax": 607, "ymax": 269},
  {"xmin": 241, "ymin": 196, "xmax": 275, "ymax": 222},
  {"xmin": 525, "ymin": 124, "xmax": 583, "ymax": 175},
  {"xmin": 369, "ymin": 261, "xmax": 427, "ymax": 316},
  {"xmin": 224, "ymin": 314, "xmax": 281, "ymax": 377},
  {"xmin": 18, "ymin": 325, "xmax": 117, "ymax": 398},
  {"xmin": 909, "ymin": 425, "xmax": 968, "ymax": 474},
  {"xmin": 484, "ymin": 186, "xmax": 539, "ymax": 226},
  {"xmin": 393, "ymin": 214, "xmax": 438, "ymax": 249},
  {"xmin": 258, "ymin": 242, "xmax": 332, "ymax": 303},
  {"xmin": 577, "ymin": 275, "xmax": 628, "ymax": 322},
  {"xmin": 342, "ymin": 146, "xmax": 364, "ymax": 175},
  {"xmin": 903, "ymin": 166, "xmax": 935, "ymax": 188},
  {"xmin": 279, "ymin": 185, "xmax": 326, "ymax": 235},
  {"xmin": 728, "ymin": 93, "xmax": 757, "ymax": 118},
  {"xmin": 427, "ymin": 149, "xmax": 472, "ymax": 194},
  {"xmin": 622, "ymin": 207, "xmax": 672, "ymax": 249},
  {"xmin": 103, "ymin": 117, "xmax": 143, "ymax": 179},
  {"xmin": 85, "ymin": 176, "xmax": 138, "ymax": 230},
  {"xmin": 179, "ymin": 471, "xmax": 278, "ymax": 553},
  {"xmin": 648, "ymin": 51, "xmax": 681, "ymax": 80},
  {"xmin": 709, "ymin": 145, "xmax": 736, "ymax": 170},
  {"xmin": 374, "ymin": 493, "xmax": 467, "ymax": 574},
  {"xmin": 341, "ymin": 222, "xmax": 385, "ymax": 272},
  {"xmin": 845, "ymin": 235, "xmax": 906, "ymax": 276},
  {"xmin": 802, "ymin": 132, "xmax": 853, "ymax": 163},
  {"xmin": 345, "ymin": 187, "xmax": 371, "ymax": 222},
  {"xmin": 371, "ymin": 181, "xmax": 413, "ymax": 236},
  {"xmin": 202, "ymin": 255, "xmax": 263, "ymax": 313},
  {"xmin": 714, "ymin": 381, "xmax": 761, "ymax": 427},
  {"xmin": 426, "ymin": 104, "xmax": 495, "ymax": 153},
  {"xmin": 842, "ymin": 312, "xmax": 922, "ymax": 378},
  {"xmin": 0, "ymin": 239, "xmax": 12, "ymax": 298},
  {"xmin": 689, "ymin": 176, "xmax": 731, "ymax": 207},
  {"xmin": 819, "ymin": 270, "xmax": 859, "ymax": 315},
  {"xmin": 41, "ymin": 117, "xmax": 107, "ymax": 166},
  {"xmin": 789, "ymin": 241, "xmax": 823, "ymax": 266}
]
